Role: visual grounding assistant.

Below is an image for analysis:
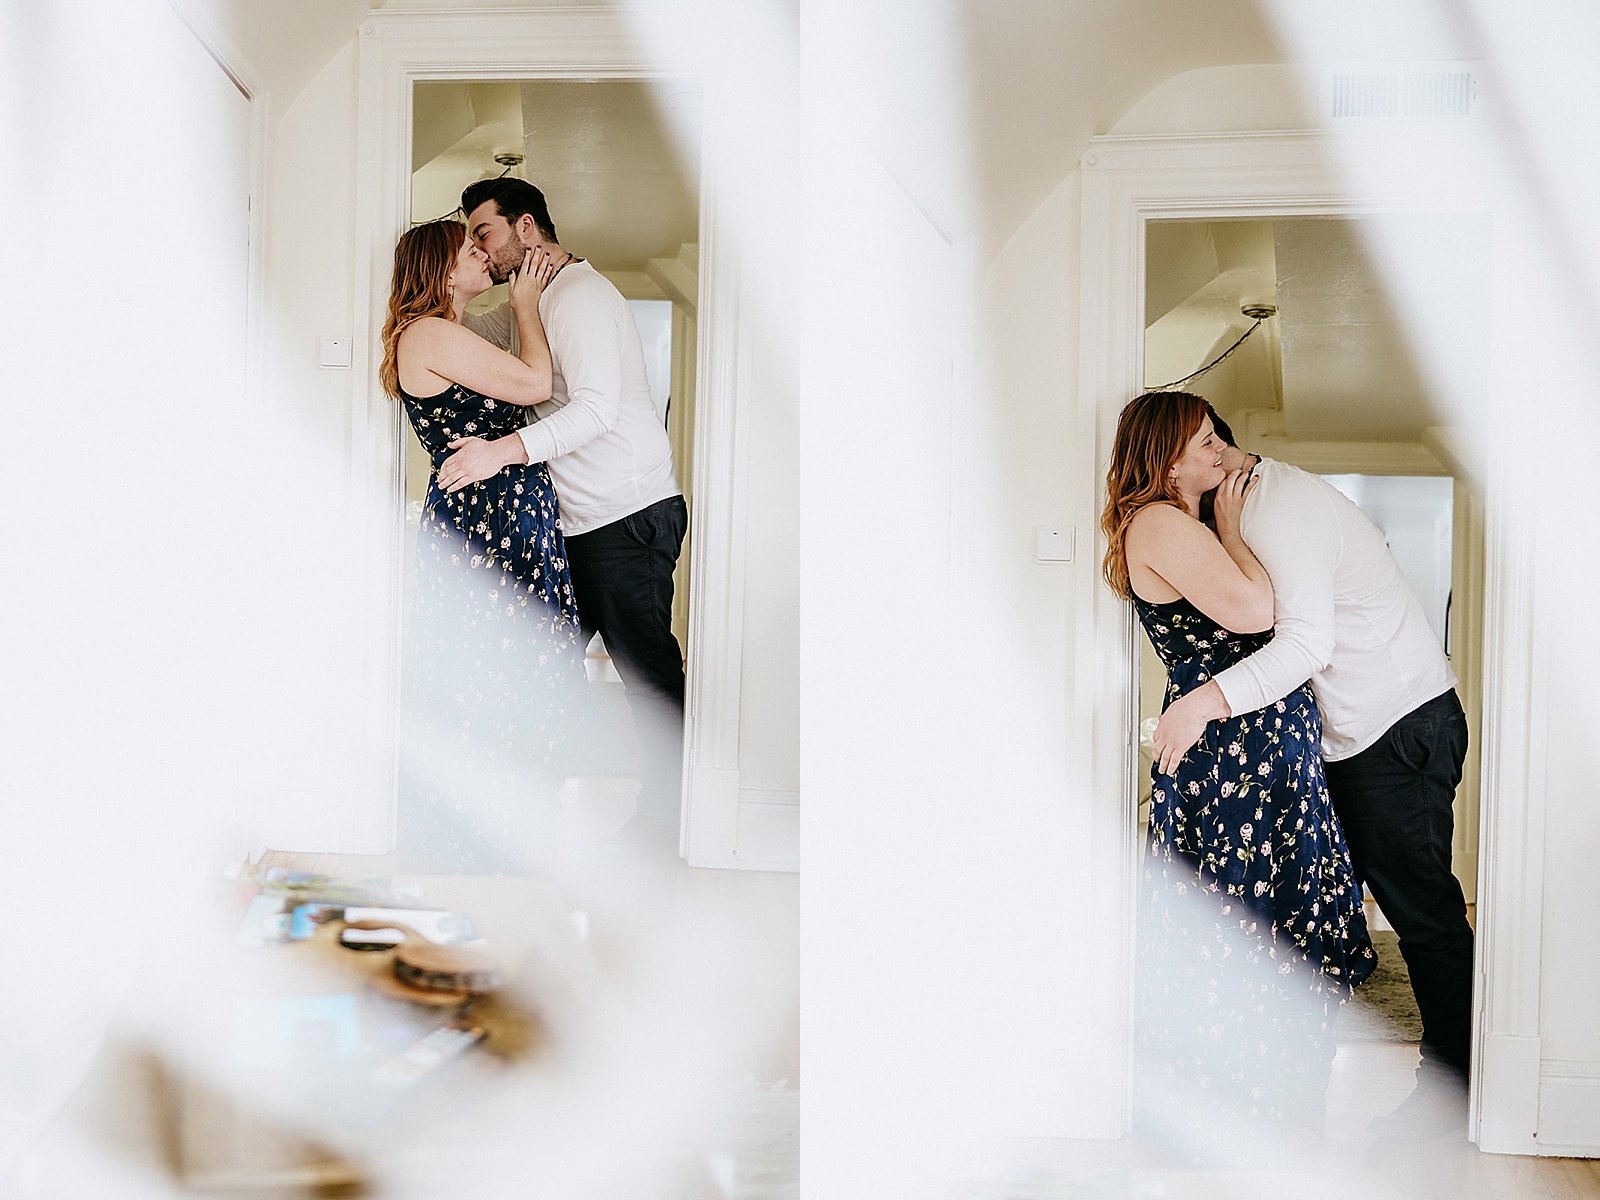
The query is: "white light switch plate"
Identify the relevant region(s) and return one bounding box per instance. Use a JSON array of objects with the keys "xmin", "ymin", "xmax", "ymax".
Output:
[
  {"xmin": 1036, "ymin": 526, "xmax": 1074, "ymax": 562},
  {"xmin": 318, "ymin": 336, "xmax": 351, "ymax": 369}
]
